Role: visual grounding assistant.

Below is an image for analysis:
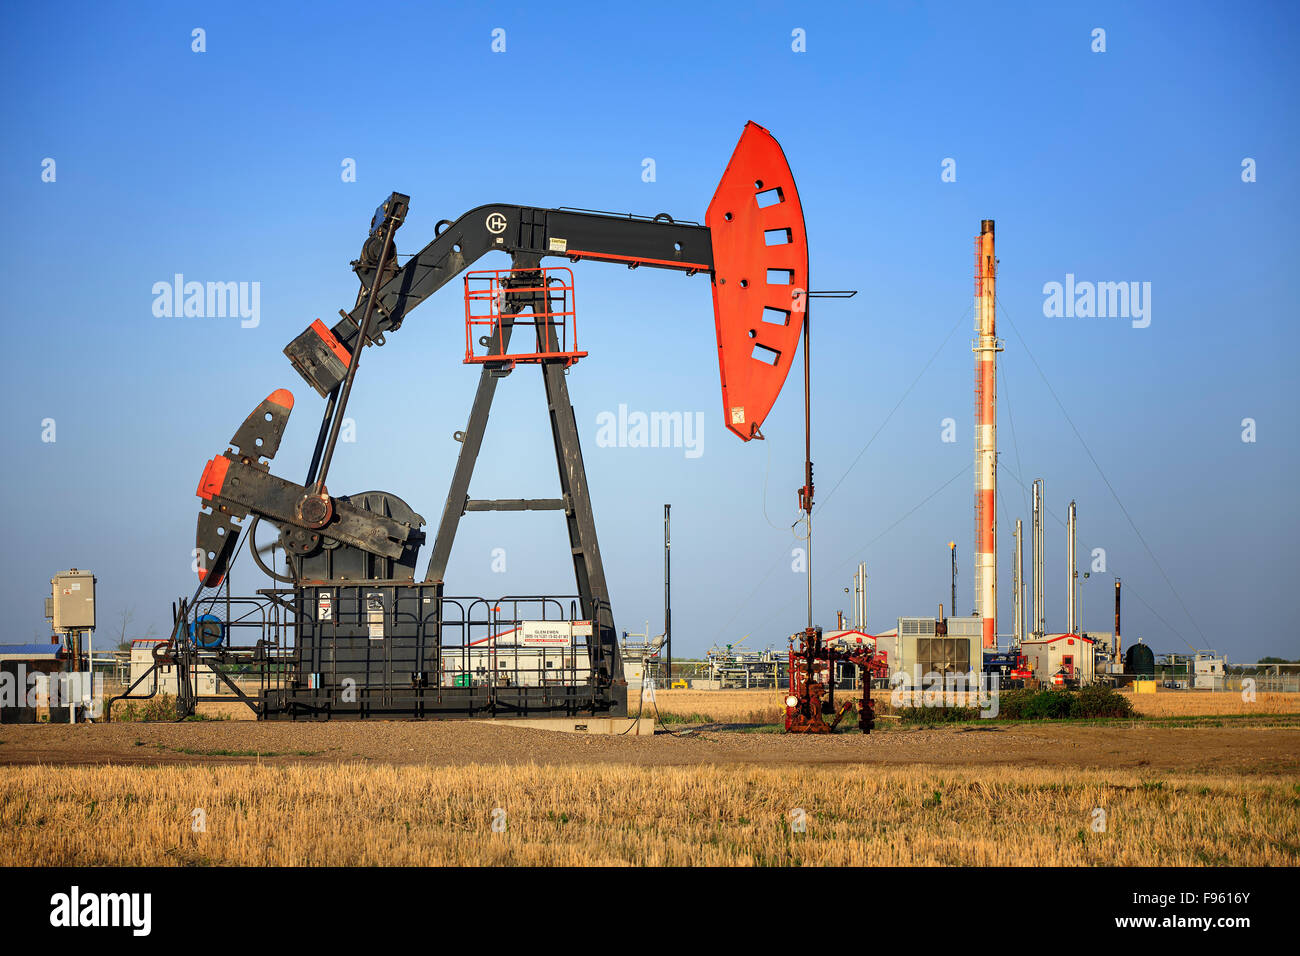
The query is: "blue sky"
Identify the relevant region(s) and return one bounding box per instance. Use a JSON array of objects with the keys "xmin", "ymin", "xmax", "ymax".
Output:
[{"xmin": 1, "ymin": 1, "xmax": 1296, "ymax": 662}]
